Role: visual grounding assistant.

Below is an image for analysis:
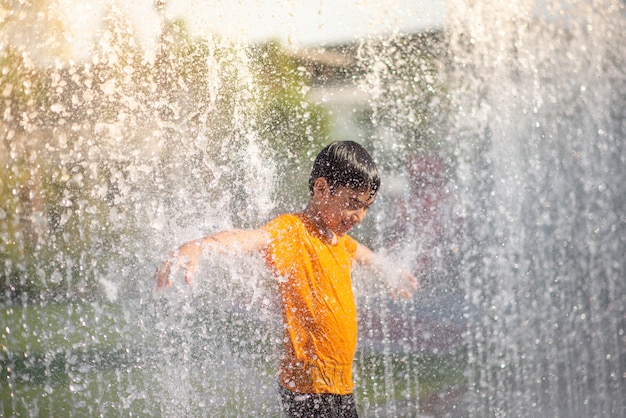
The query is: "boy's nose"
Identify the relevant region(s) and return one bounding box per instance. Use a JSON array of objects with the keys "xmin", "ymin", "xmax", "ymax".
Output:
[{"xmin": 352, "ymin": 208, "xmax": 366, "ymax": 224}]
